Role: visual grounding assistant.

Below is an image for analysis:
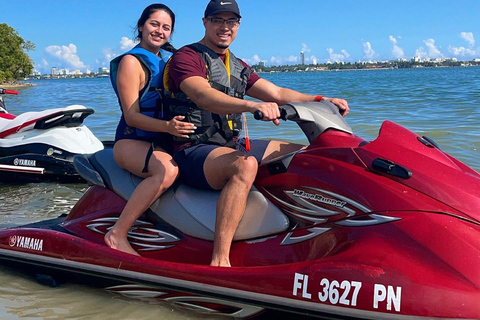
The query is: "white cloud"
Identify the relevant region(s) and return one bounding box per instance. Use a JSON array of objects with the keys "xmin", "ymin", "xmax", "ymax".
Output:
[
  {"xmin": 242, "ymin": 54, "xmax": 262, "ymax": 65},
  {"xmin": 242, "ymin": 54, "xmax": 303, "ymax": 66},
  {"xmin": 415, "ymin": 47, "xmax": 428, "ymax": 59},
  {"xmin": 449, "ymin": 32, "xmax": 477, "ymax": 57},
  {"xmin": 94, "ymin": 37, "xmax": 138, "ymax": 70},
  {"xmin": 265, "ymin": 55, "xmax": 298, "ymax": 65},
  {"xmin": 460, "ymin": 32, "xmax": 475, "ymax": 47},
  {"xmin": 250, "ymin": 54, "xmax": 262, "ymax": 64},
  {"xmin": 97, "ymin": 50, "xmax": 113, "ymax": 68},
  {"xmin": 102, "ymin": 48, "xmax": 117, "ymax": 62},
  {"xmin": 301, "ymin": 43, "xmax": 311, "ymax": 53},
  {"xmin": 389, "ymin": 35, "xmax": 404, "ymax": 59},
  {"xmin": 120, "ymin": 37, "xmax": 137, "ymax": 51},
  {"xmin": 45, "ymin": 43, "xmax": 86, "ymax": 70},
  {"xmin": 362, "ymin": 41, "xmax": 377, "ymax": 59},
  {"xmin": 389, "ymin": 35, "xmax": 398, "ymax": 45},
  {"xmin": 327, "ymin": 48, "xmax": 350, "ymax": 62},
  {"xmin": 423, "ymin": 38, "xmax": 443, "ymax": 58},
  {"xmin": 414, "ymin": 38, "xmax": 443, "ymax": 59},
  {"xmin": 269, "ymin": 56, "xmax": 283, "ymax": 65},
  {"xmin": 448, "ymin": 45, "xmax": 476, "ymax": 57},
  {"xmin": 35, "ymin": 59, "xmax": 49, "ymax": 72},
  {"xmin": 286, "ymin": 55, "xmax": 299, "ymax": 63}
]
